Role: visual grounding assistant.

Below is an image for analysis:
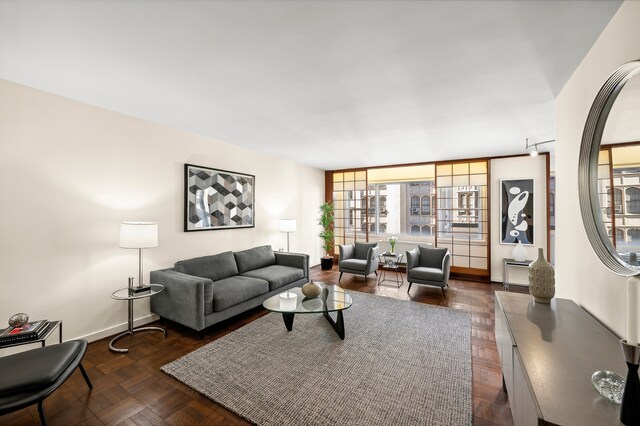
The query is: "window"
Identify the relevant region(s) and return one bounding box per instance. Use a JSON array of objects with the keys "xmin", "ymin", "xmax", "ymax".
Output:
[
  {"xmin": 411, "ymin": 196, "xmax": 419, "ymax": 215},
  {"xmin": 379, "ymin": 224, "xmax": 387, "ymax": 233},
  {"xmin": 421, "ymin": 226, "xmax": 431, "ymax": 236},
  {"xmin": 379, "ymin": 196, "xmax": 387, "ymax": 215},
  {"xmin": 607, "ymin": 188, "xmax": 623, "ymax": 216},
  {"xmin": 411, "ymin": 225, "xmax": 420, "ymax": 235},
  {"xmin": 629, "ymin": 229, "xmax": 640, "ymax": 242},
  {"xmin": 608, "ymin": 228, "xmax": 625, "ymax": 247},
  {"xmin": 627, "ymin": 188, "xmax": 640, "ymax": 214},
  {"xmin": 436, "ymin": 161, "xmax": 488, "ymax": 274},
  {"xmin": 331, "ymin": 171, "xmax": 368, "ymax": 254},
  {"xmin": 421, "ymin": 196, "xmax": 430, "ymax": 215},
  {"xmin": 455, "ymin": 187, "xmax": 479, "ymax": 224},
  {"xmin": 368, "ymin": 196, "xmax": 376, "ymax": 215}
]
